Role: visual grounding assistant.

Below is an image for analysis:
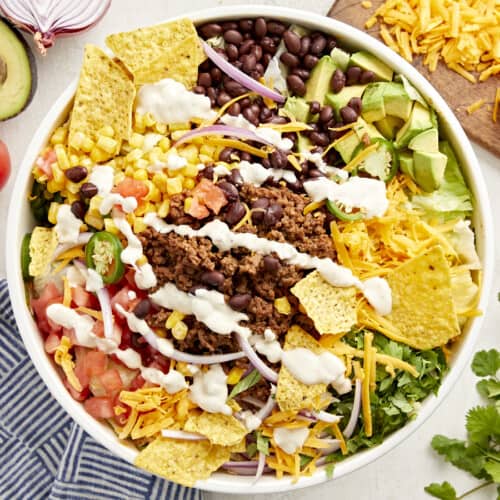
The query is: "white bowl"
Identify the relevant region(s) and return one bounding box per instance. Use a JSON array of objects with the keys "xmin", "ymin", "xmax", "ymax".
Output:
[{"xmin": 6, "ymin": 5, "xmax": 494, "ymax": 495}]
